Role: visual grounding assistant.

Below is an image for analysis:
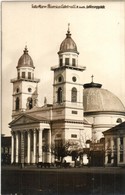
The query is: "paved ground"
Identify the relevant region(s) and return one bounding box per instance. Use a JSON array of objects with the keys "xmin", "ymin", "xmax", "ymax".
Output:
[
  {"xmin": 1, "ymin": 165, "xmax": 125, "ymax": 195},
  {"xmin": 2, "ymin": 164, "xmax": 125, "ymax": 173}
]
